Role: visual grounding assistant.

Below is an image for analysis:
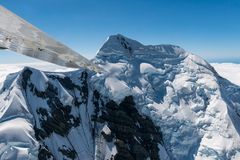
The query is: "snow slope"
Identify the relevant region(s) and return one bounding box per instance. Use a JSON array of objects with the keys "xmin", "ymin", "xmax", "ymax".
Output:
[{"xmin": 0, "ymin": 34, "xmax": 240, "ymax": 160}]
